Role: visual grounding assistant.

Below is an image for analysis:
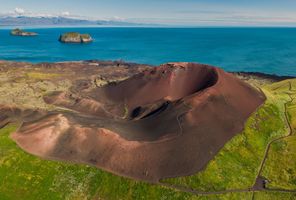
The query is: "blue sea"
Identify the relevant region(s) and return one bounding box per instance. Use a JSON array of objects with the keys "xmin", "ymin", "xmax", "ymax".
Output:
[{"xmin": 1, "ymin": 27, "xmax": 296, "ymax": 76}]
